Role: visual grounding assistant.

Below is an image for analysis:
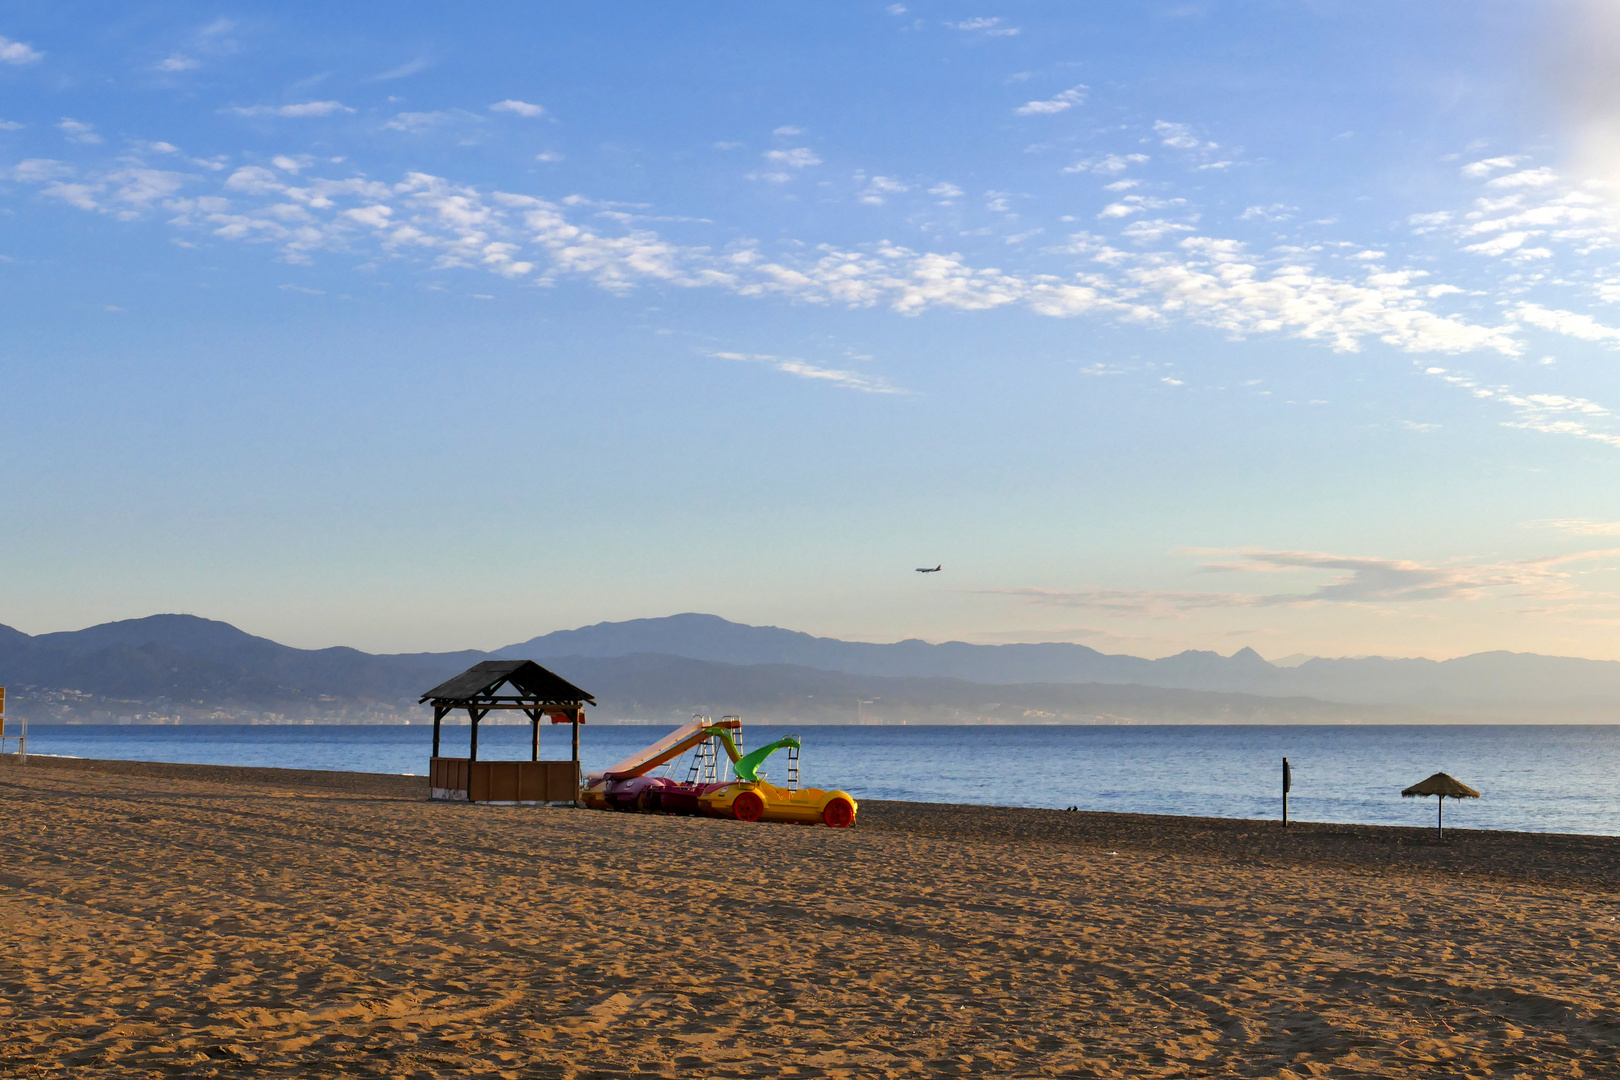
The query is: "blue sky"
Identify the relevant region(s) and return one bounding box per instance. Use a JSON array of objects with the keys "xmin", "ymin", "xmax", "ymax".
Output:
[{"xmin": 6, "ymin": 1, "xmax": 1620, "ymax": 660}]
